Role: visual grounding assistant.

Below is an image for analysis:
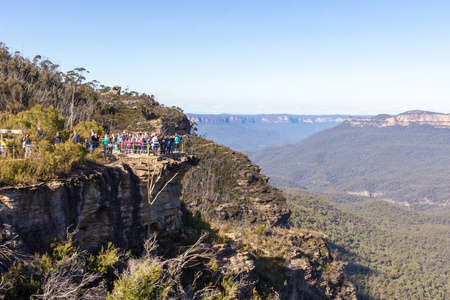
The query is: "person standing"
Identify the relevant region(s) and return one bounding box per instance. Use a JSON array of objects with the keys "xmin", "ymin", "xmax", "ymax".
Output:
[
  {"xmin": 126, "ymin": 137, "xmax": 132, "ymax": 154},
  {"xmin": 23, "ymin": 134, "xmax": 31, "ymax": 158},
  {"xmin": 166, "ymin": 137, "xmax": 172, "ymax": 154},
  {"xmin": 93, "ymin": 133, "xmax": 100, "ymax": 150},
  {"xmin": 55, "ymin": 132, "xmax": 62, "ymax": 144},
  {"xmin": 107, "ymin": 135, "xmax": 113, "ymax": 154},
  {"xmin": 174, "ymin": 134, "xmax": 181, "ymax": 152},
  {"xmin": 84, "ymin": 139, "xmax": 90, "ymax": 150},
  {"xmin": 160, "ymin": 136, "xmax": 166, "ymax": 155},
  {"xmin": 1, "ymin": 139, "xmax": 7, "ymax": 158},
  {"xmin": 90, "ymin": 133, "xmax": 100, "ymax": 152},
  {"xmin": 169, "ymin": 136, "xmax": 175, "ymax": 153},
  {"xmin": 73, "ymin": 130, "xmax": 81, "ymax": 144},
  {"xmin": 103, "ymin": 134, "xmax": 108, "ymax": 154},
  {"xmin": 152, "ymin": 135, "xmax": 159, "ymax": 155}
]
